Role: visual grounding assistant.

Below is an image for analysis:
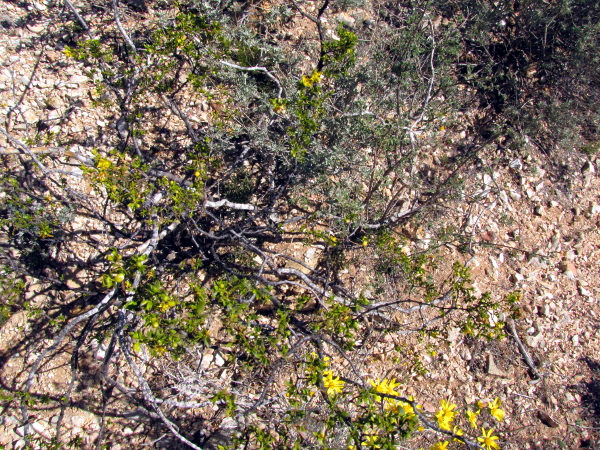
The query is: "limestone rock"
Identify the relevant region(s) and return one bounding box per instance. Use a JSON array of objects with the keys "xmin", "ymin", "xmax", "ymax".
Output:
[{"xmin": 486, "ymin": 353, "xmax": 506, "ymax": 377}]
